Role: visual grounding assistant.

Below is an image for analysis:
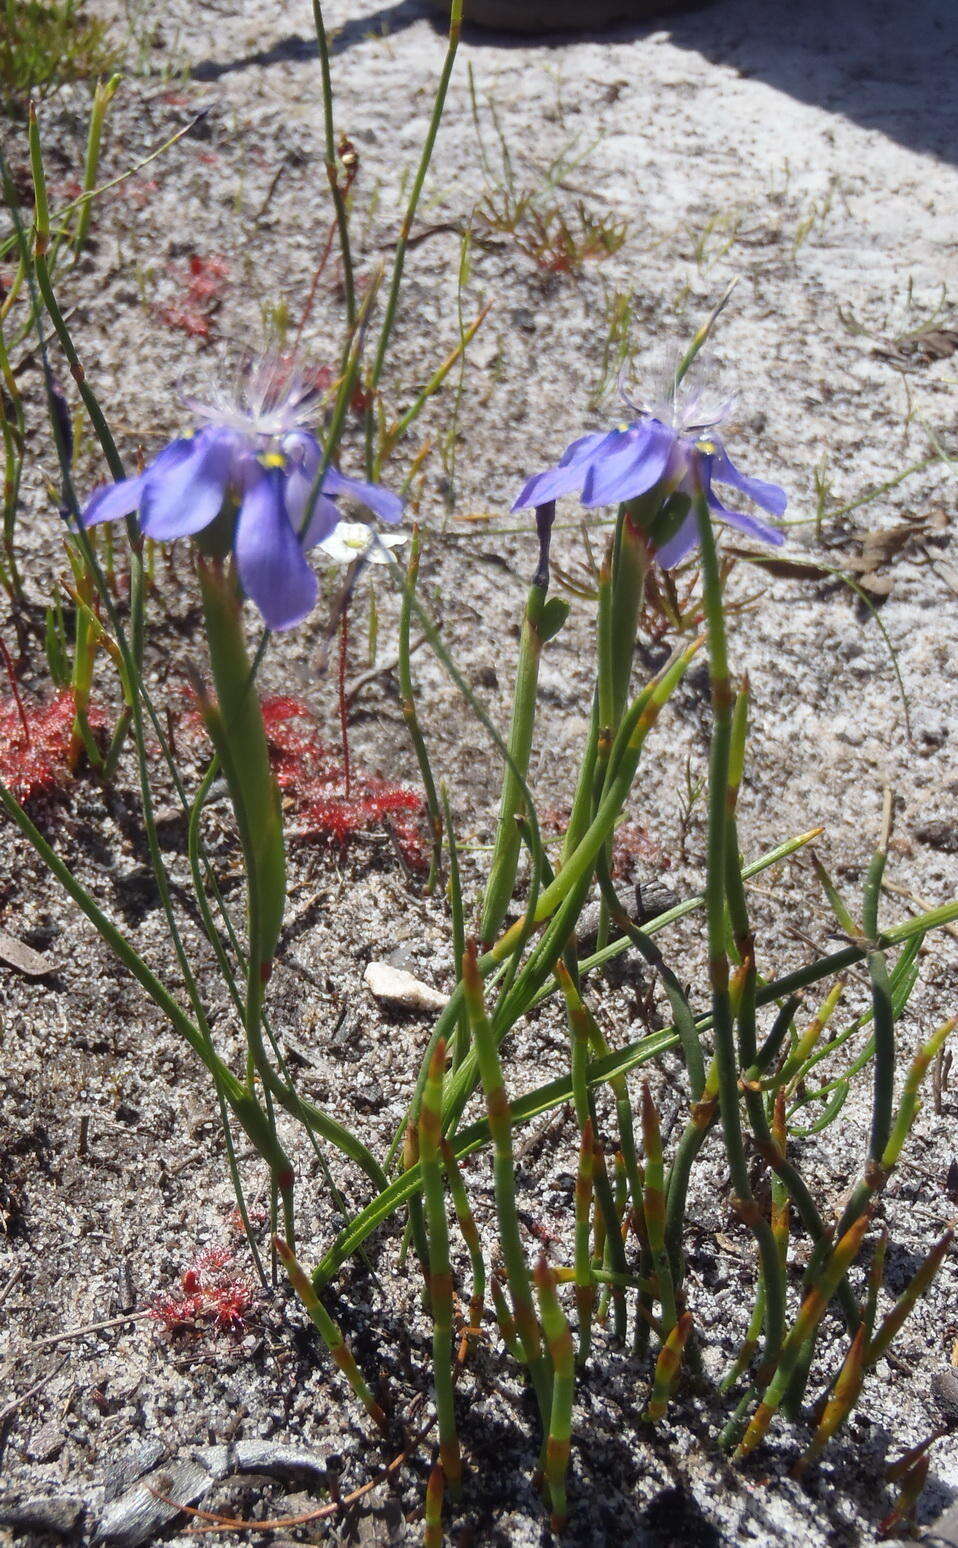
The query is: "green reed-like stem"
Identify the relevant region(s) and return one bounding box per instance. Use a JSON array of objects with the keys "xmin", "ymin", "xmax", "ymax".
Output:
[
  {"xmin": 462, "ymin": 944, "xmax": 552, "ymax": 1425},
  {"xmin": 734, "ymin": 1212, "xmax": 869, "ymax": 1460},
  {"xmin": 403, "ymin": 1122, "xmax": 430, "ymax": 1291},
  {"xmin": 573, "ymin": 1118, "xmax": 596, "ymax": 1363},
  {"xmin": 556, "ymin": 961, "xmax": 590, "ymax": 1130},
  {"xmin": 420, "ymin": 1039, "xmax": 462, "ymax": 1497},
  {"xmin": 0, "ymin": 313, "xmax": 24, "ymax": 600},
  {"xmin": 644, "ymin": 1311, "xmax": 692, "ymax": 1422},
  {"xmin": 553, "ymin": 963, "xmax": 640, "ymax": 1347},
  {"xmin": 381, "ymin": 542, "xmax": 550, "ymax": 1161},
  {"xmin": 641, "ymin": 1084, "xmax": 678, "ymax": 1336},
  {"xmin": 863, "ymin": 797, "xmax": 896, "ymax": 1163},
  {"xmin": 367, "ymin": 0, "xmax": 463, "ymax": 476},
  {"xmin": 440, "ymin": 1137, "xmax": 485, "ymax": 1340},
  {"xmin": 694, "ymin": 493, "xmax": 783, "ymax": 1376},
  {"xmin": 440, "ymin": 783, "xmax": 470, "ymax": 1073},
  {"xmin": 595, "ymin": 853, "xmax": 705, "ymax": 1101},
  {"xmin": 865, "ymin": 1229, "xmax": 953, "ymax": 1369},
  {"xmin": 73, "ymin": 74, "xmax": 121, "ymax": 254},
  {"xmin": 883, "ymin": 1018, "xmax": 955, "ymax": 1167},
  {"xmin": 808, "ymin": 1015, "xmax": 955, "ymax": 1316},
  {"xmin": 315, "ymin": 900, "xmax": 955, "ymax": 1285},
  {"xmin": 399, "ymin": 526, "xmax": 443, "ymax": 890},
  {"xmin": 589, "ymin": 1133, "xmax": 628, "ymax": 1341},
  {"xmin": 580, "ymin": 1006, "xmax": 643, "ymax": 1229},
  {"xmin": 793, "ymin": 1325, "xmax": 867, "ymax": 1477},
  {"xmin": 275, "ymin": 1238, "xmax": 386, "ymax": 1431},
  {"xmin": 481, "ymin": 503, "xmax": 564, "ymax": 945},
  {"xmin": 770, "ymin": 1090, "xmax": 789, "ymax": 1277},
  {"xmin": 534, "ymin": 1256, "xmax": 575, "ymax": 1532},
  {"xmin": 311, "ymin": 0, "xmax": 356, "ymax": 332},
  {"xmin": 197, "ymin": 561, "xmax": 293, "ymax": 1240},
  {"xmin": 492, "ymin": 637, "xmax": 700, "ymax": 959},
  {"xmin": 721, "ymin": 1284, "xmax": 765, "ymax": 1395},
  {"xmin": 609, "ymin": 504, "xmax": 650, "ymax": 720},
  {"xmin": 778, "ymin": 982, "xmax": 845, "ymax": 1091},
  {"xmin": 491, "ymin": 1275, "xmax": 523, "ymax": 1362},
  {"xmin": 423, "ymin": 1462, "xmax": 444, "ymax": 1548}
]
